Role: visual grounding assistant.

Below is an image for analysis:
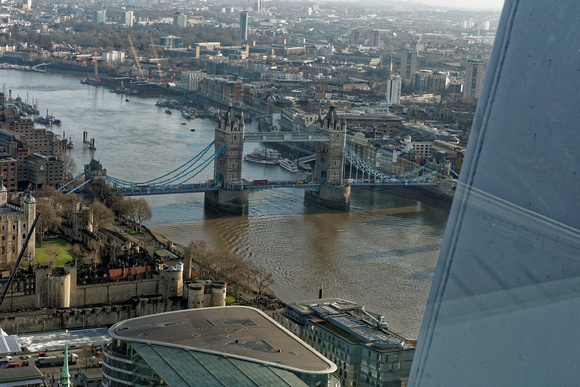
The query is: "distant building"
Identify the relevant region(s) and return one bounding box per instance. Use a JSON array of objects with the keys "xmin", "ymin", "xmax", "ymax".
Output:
[
  {"xmin": 278, "ymin": 299, "xmax": 416, "ymax": 387},
  {"xmin": 173, "ymin": 12, "xmax": 187, "ymax": 28},
  {"xmin": 22, "ymin": 0, "xmax": 32, "ymax": 10},
  {"xmin": 103, "ymin": 307, "xmax": 337, "ymax": 386},
  {"xmin": 180, "ymin": 70, "xmax": 206, "ymax": 91},
  {"xmin": 371, "ymin": 30, "xmax": 381, "ymax": 47},
  {"xmin": 386, "ymin": 74, "xmax": 402, "ymax": 106},
  {"xmin": 400, "ymin": 49, "xmax": 418, "ymax": 86},
  {"xmin": 464, "ymin": 59, "xmax": 486, "ymax": 101},
  {"xmin": 0, "ymin": 154, "xmax": 17, "ymax": 192},
  {"xmin": 351, "ymin": 29, "xmax": 361, "ymax": 45},
  {"xmin": 121, "ymin": 11, "xmax": 133, "ymax": 27},
  {"xmin": 239, "ymin": 11, "xmax": 248, "ymax": 40},
  {"xmin": 160, "ymin": 35, "xmax": 183, "ymax": 49},
  {"xmin": 93, "ymin": 10, "xmax": 106, "ymax": 24},
  {"xmin": 254, "ymin": 0, "xmax": 262, "ymax": 12},
  {"xmin": 102, "ymin": 50, "xmax": 125, "ymax": 64}
]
